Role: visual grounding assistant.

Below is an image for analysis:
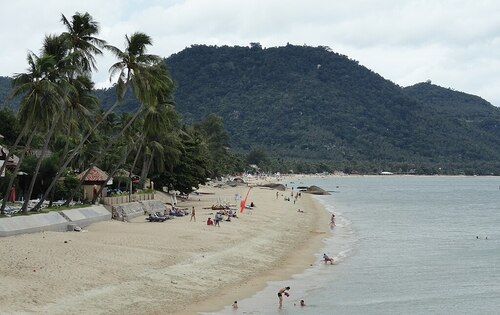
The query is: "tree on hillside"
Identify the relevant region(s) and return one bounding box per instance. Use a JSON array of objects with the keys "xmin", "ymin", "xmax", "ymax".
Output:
[{"xmin": 193, "ymin": 114, "xmax": 232, "ymax": 177}]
